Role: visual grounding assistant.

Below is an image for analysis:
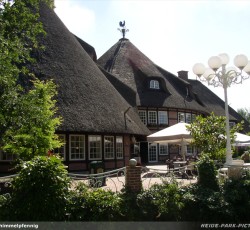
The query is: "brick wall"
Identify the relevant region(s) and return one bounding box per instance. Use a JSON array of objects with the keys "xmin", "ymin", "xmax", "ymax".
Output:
[{"xmin": 125, "ymin": 165, "xmax": 142, "ymax": 192}]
